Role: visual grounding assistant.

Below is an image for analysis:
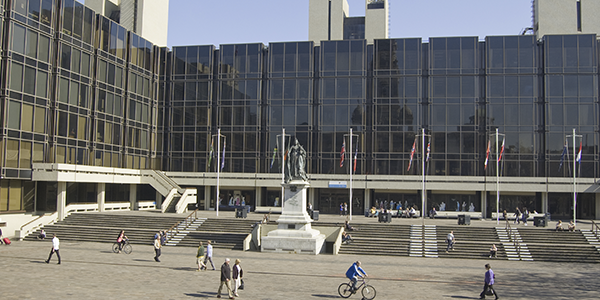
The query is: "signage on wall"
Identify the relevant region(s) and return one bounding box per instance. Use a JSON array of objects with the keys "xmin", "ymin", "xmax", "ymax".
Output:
[{"xmin": 329, "ymin": 181, "xmax": 347, "ymax": 188}]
